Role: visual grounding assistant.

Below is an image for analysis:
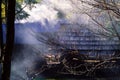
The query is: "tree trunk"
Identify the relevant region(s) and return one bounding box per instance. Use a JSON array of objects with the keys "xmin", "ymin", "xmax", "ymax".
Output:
[
  {"xmin": 0, "ymin": 0, "xmax": 3, "ymax": 61},
  {"xmin": 0, "ymin": 1, "xmax": 3, "ymax": 79},
  {"xmin": 2, "ymin": 0, "xmax": 16, "ymax": 80}
]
